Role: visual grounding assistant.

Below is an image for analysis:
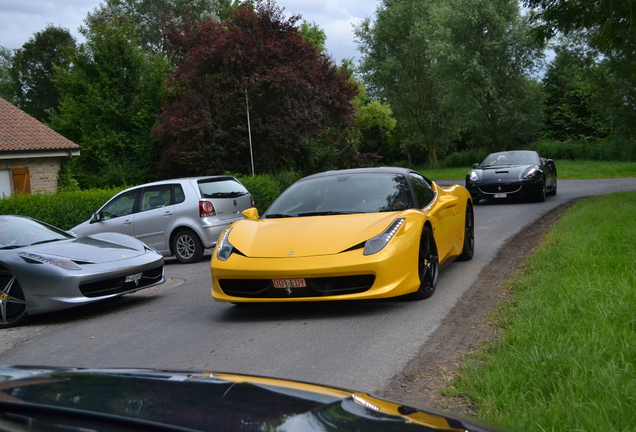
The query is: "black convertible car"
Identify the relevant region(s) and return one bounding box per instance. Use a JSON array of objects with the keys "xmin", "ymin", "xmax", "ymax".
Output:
[{"xmin": 465, "ymin": 150, "xmax": 557, "ymax": 203}]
